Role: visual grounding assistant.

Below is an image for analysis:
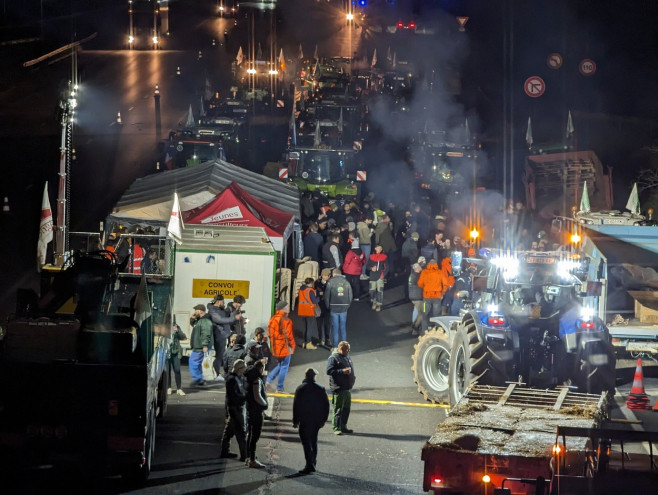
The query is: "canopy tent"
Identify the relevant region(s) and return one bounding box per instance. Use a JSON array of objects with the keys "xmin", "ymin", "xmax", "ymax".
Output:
[
  {"xmin": 109, "ymin": 160, "xmax": 300, "ymax": 223},
  {"xmin": 183, "ymin": 182, "xmax": 294, "ymax": 252}
]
